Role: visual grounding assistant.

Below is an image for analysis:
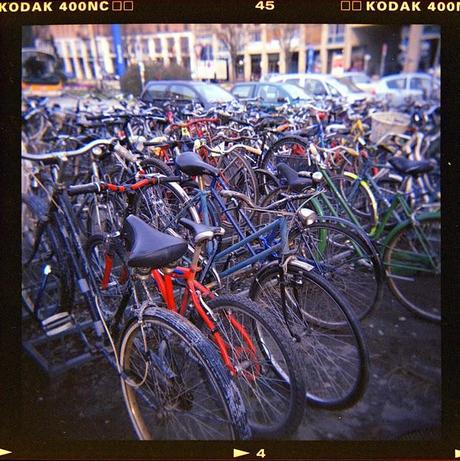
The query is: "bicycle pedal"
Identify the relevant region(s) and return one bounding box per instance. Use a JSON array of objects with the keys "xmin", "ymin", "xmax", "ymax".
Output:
[{"xmin": 41, "ymin": 312, "xmax": 75, "ymax": 337}]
